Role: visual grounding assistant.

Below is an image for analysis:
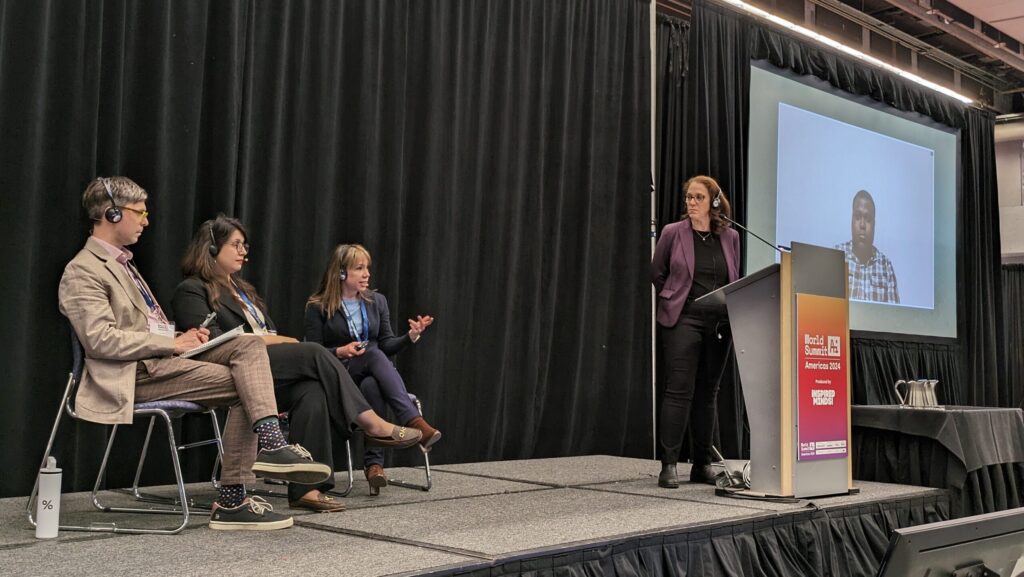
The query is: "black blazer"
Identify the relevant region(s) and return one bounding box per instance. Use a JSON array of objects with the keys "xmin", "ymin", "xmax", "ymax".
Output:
[
  {"xmin": 304, "ymin": 291, "xmax": 410, "ymax": 356},
  {"xmin": 171, "ymin": 276, "xmax": 279, "ymax": 337}
]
